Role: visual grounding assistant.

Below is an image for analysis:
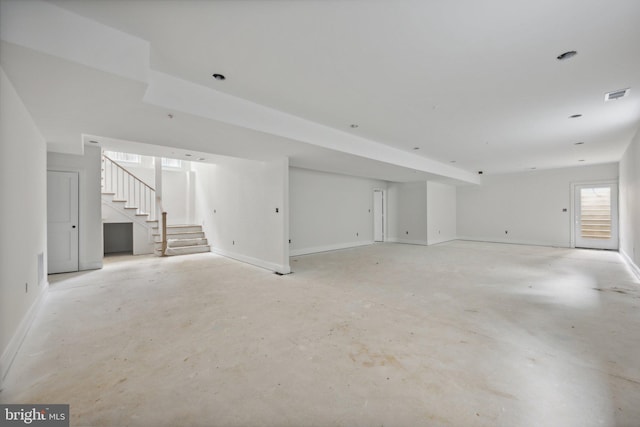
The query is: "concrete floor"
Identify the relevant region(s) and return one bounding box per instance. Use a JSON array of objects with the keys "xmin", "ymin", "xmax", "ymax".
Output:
[{"xmin": 1, "ymin": 241, "xmax": 639, "ymax": 426}]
